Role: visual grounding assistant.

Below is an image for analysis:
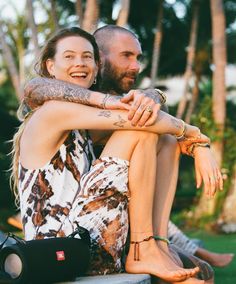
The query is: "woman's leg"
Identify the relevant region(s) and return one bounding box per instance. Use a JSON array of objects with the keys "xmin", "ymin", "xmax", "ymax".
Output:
[{"xmin": 101, "ymin": 130, "xmax": 198, "ymax": 282}]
